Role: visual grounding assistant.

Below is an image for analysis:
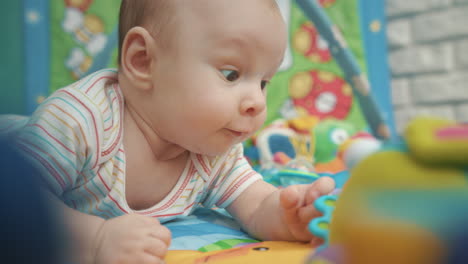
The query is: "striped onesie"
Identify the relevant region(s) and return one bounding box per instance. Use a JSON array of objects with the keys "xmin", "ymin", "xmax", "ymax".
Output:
[{"xmin": 1, "ymin": 69, "xmax": 262, "ymax": 223}]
